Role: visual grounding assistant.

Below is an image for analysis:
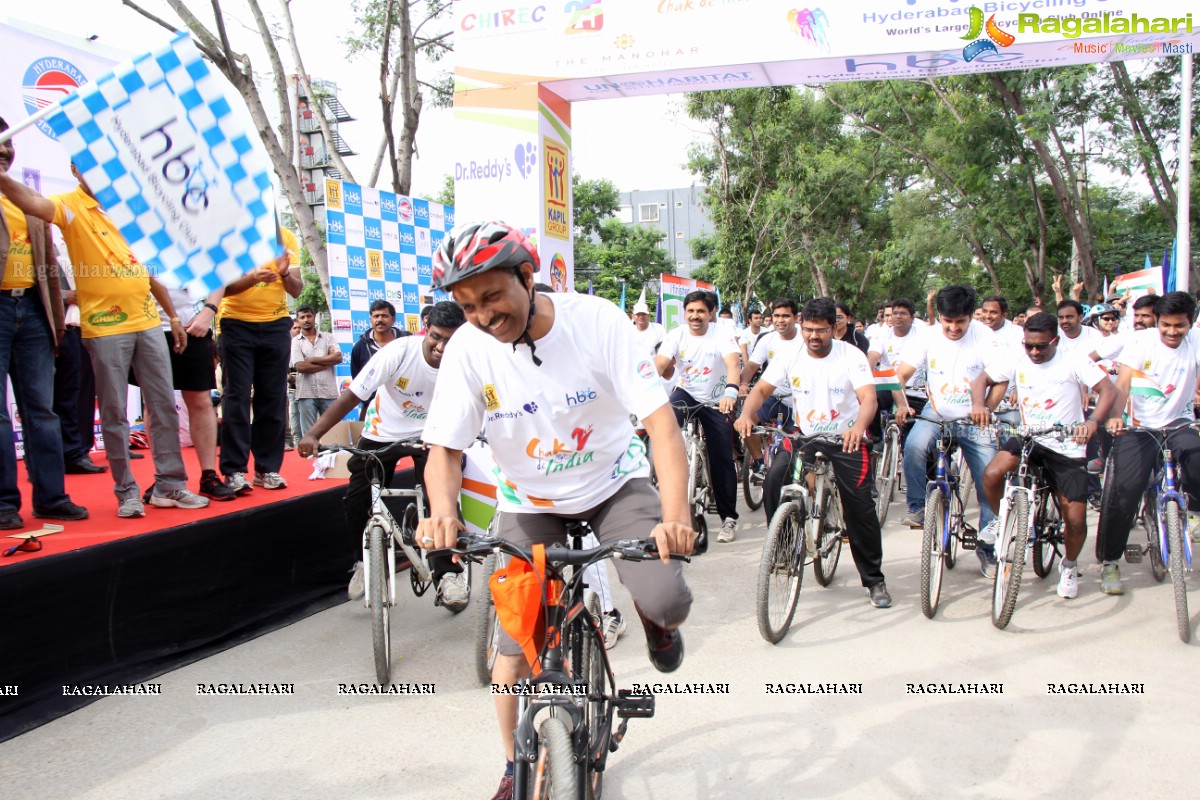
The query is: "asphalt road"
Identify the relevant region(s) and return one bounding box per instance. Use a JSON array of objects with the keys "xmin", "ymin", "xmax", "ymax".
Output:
[{"xmin": 3, "ymin": 489, "xmax": 1199, "ymax": 800}]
